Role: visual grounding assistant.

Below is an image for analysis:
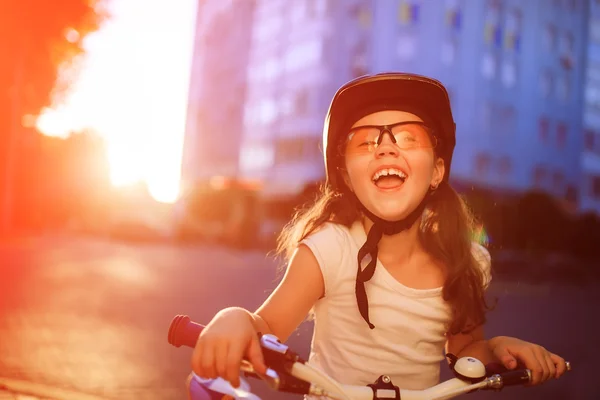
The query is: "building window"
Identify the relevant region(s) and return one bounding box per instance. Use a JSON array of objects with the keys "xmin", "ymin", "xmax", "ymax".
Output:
[
  {"xmin": 480, "ymin": 101, "xmax": 493, "ymax": 131},
  {"xmin": 559, "ymin": 31, "xmax": 575, "ymax": 70},
  {"xmin": 587, "ymin": 62, "xmax": 600, "ymax": 82},
  {"xmin": 398, "ymin": 0, "xmax": 420, "ymax": 26},
  {"xmin": 280, "ymin": 94, "xmax": 294, "ymax": 116},
  {"xmin": 441, "ymin": 38, "xmax": 457, "ymax": 65},
  {"xmin": 483, "ymin": 0, "xmax": 502, "ymax": 48},
  {"xmin": 503, "ymin": 8, "xmax": 522, "ymax": 52},
  {"xmin": 475, "ymin": 153, "xmax": 492, "ymax": 176},
  {"xmin": 258, "ymin": 99, "xmax": 277, "ymax": 125},
  {"xmin": 293, "ymin": 89, "xmax": 310, "ymax": 116},
  {"xmin": 543, "ymin": 24, "xmax": 557, "ymax": 51},
  {"xmin": 351, "ymin": 3, "xmax": 372, "ymax": 29},
  {"xmin": 481, "ymin": 52, "xmax": 497, "ymax": 79},
  {"xmin": 307, "ymin": 0, "xmax": 329, "ymax": 18},
  {"xmin": 539, "ymin": 69, "xmax": 553, "ymax": 97},
  {"xmin": 253, "ymin": 16, "xmax": 283, "ymax": 43},
  {"xmin": 499, "ymin": 106, "xmax": 517, "ymax": 135},
  {"xmin": 561, "ymin": 31, "xmax": 575, "ymax": 53},
  {"xmin": 590, "ymin": 20, "xmax": 600, "ymax": 44},
  {"xmin": 584, "ymin": 129, "xmax": 595, "ymax": 151},
  {"xmin": 291, "ymin": 2, "xmax": 306, "ymax": 24},
  {"xmin": 557, "ymin": 122, "xmax": 568, "ymax": 147},
  {"xmin": 351, "ymin": 40, "xmax": 369, "ymax": 77},
  {"xmin": 539, "ymin": 116, "xmax": 550, "ymax": 142},
  {"xmin": 557, "ymin": 75, "xmax": 570, "ymax": 101},
  {"xmin": 284, "ymin": 39, "xmax": 323, "ymax": 72},
  {"xmin": 397, "ymin": 33, "xmax": 417, "ymax": 60},
  {"xmin": 239, "ymin": 142, "xmax": 275, "ymax": 172},
  {"xmin": 501, "ymin": 60, "xmax": 517, "ymax": 87},
  {"xmin": 444, "ymin": 0, "xmax": 462, "ymax": 31},
  {"xmin": 263, "ymin": 58, "xmax": 282, "ymax": 81},
  {"xmin": 586, "ymin": 80, "xmax": 600, "ymax": 112}
]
